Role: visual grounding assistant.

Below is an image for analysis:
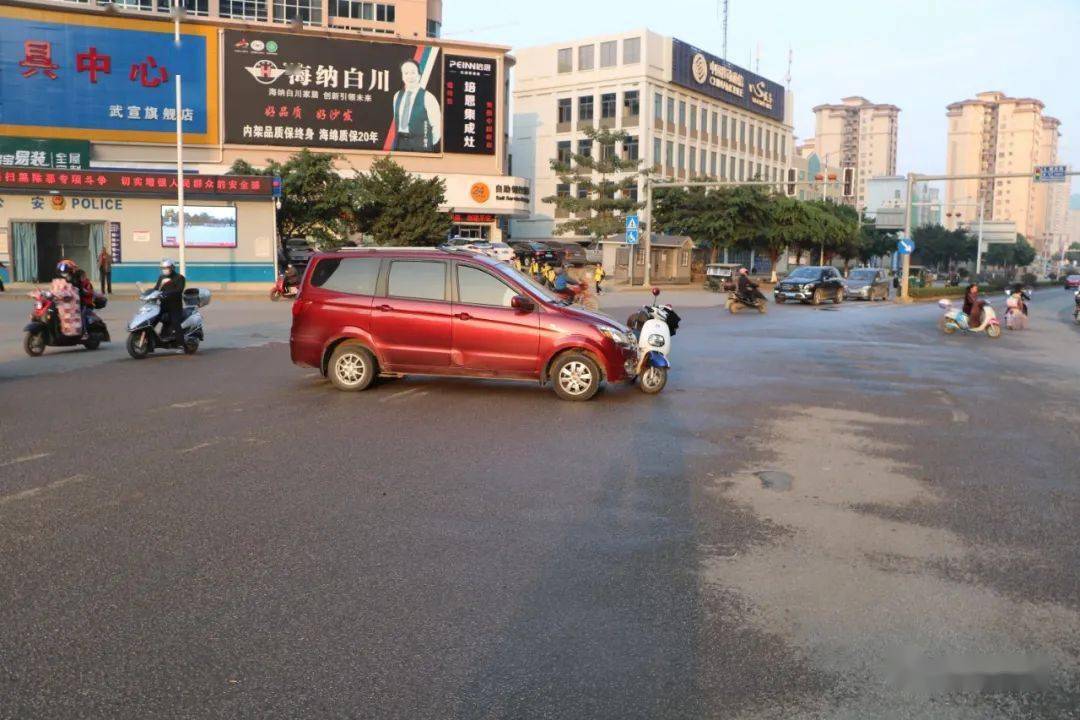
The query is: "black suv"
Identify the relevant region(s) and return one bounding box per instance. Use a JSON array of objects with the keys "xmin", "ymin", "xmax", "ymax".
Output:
[
  {"xmin": 509, "ymin": 241, "xmax": 560, "ymax": 265},
  {"xmin": 774, "ymin": 266, "xmax": 846, "ymax": 305}
]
